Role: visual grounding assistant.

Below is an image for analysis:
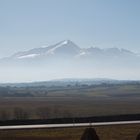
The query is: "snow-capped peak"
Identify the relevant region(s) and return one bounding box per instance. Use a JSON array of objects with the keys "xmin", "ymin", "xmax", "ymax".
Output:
[
  {"xmin": 46, "ymin": 40, "xmax": 80, "ymax": 55},
  {"xmin": 61, "ymin": 40, "xmax": 69, "ymax": 45}
]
